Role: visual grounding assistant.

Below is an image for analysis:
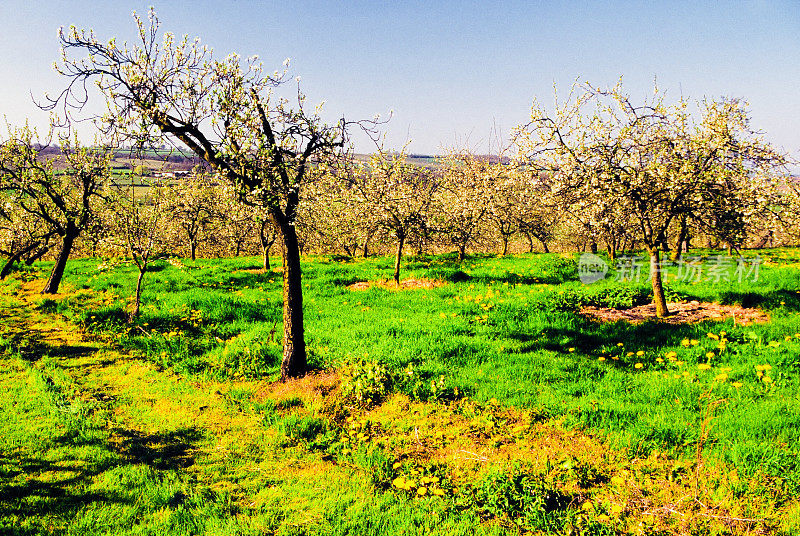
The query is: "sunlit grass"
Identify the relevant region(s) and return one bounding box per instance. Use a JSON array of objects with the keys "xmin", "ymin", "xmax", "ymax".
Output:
[{"xmin": 3, "ymin": 248, "xmax": 800, "ymax": 534}]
